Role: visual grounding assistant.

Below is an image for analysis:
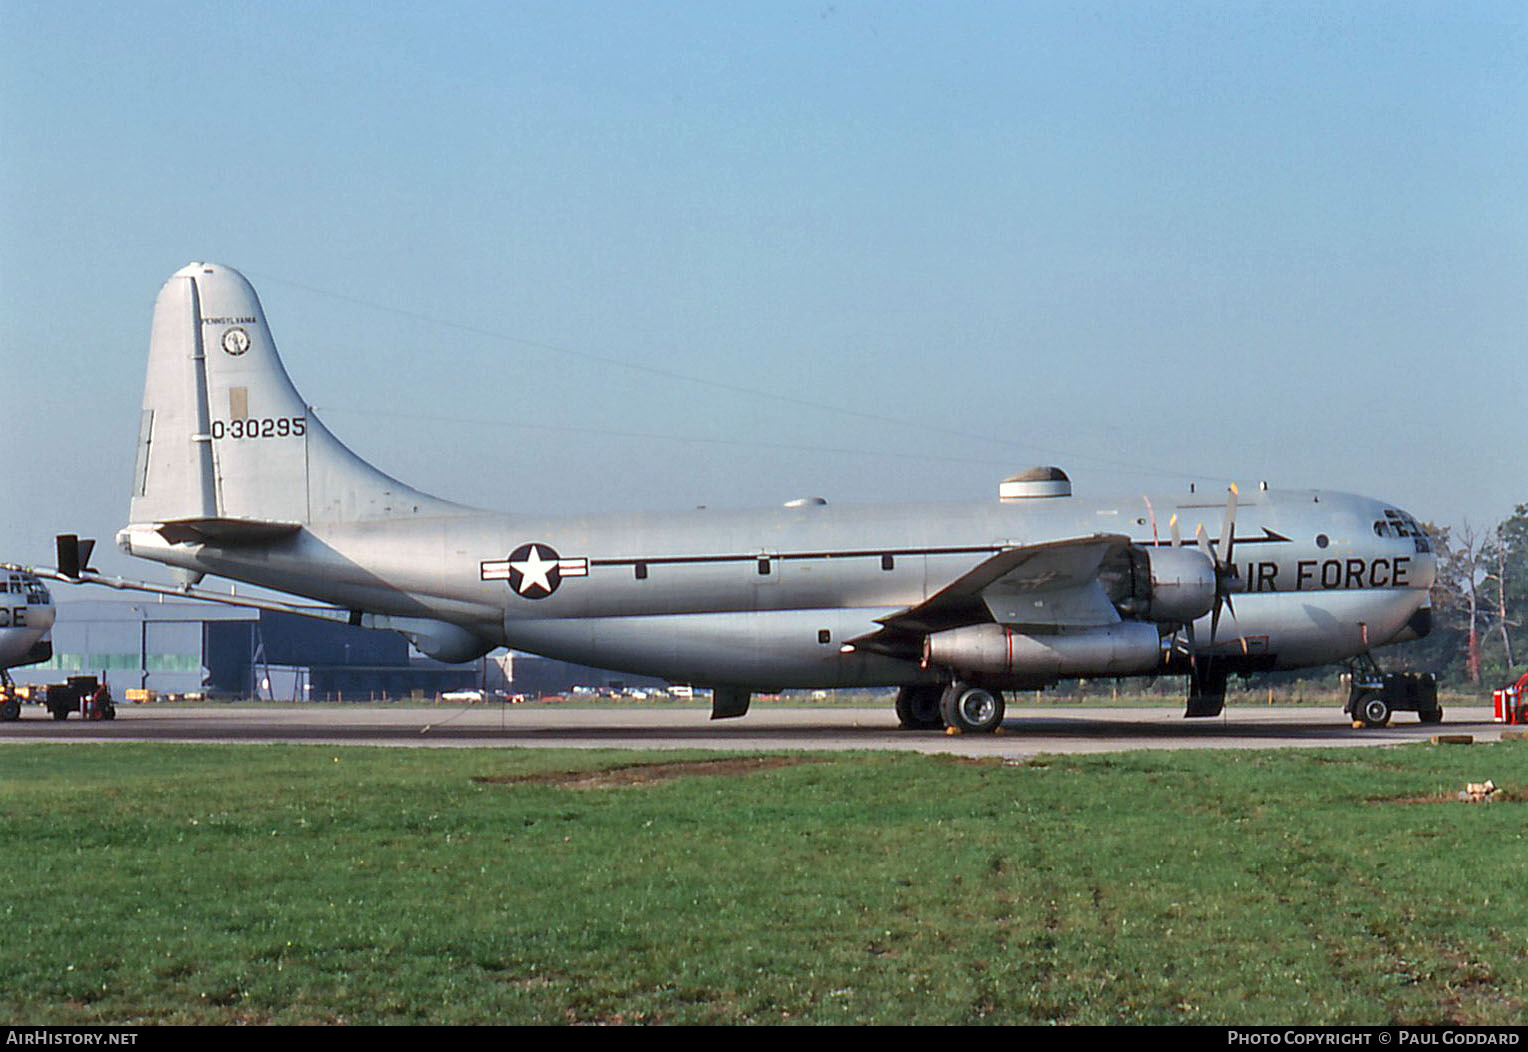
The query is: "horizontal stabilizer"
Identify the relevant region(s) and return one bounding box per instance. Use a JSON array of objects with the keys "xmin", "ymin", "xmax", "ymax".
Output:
[{"xmin": 152, "ymin": 518, "xmax": 303, "ymax": 545}]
